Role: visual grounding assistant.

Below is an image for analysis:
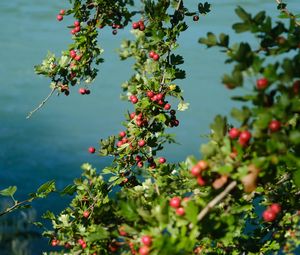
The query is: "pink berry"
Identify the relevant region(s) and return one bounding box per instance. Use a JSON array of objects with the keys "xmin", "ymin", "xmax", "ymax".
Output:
[
  {"xmin": 149, "ymin": 51, "xmax": 155, "ymax": 58},
  {"xmin": 152, "ymin": 53, "xmax": 160, "ymax": 61},
  {"xmin": 190, "ymin": 165, "xmax": 201, "ymax": 177},
  {"xmin": 229, "ymin": 128, "xmax": 240, "ymax": 139},
  {"xmin": 74, "ymin": 26, "xmax": 81, "ymax": 32},
  {"xmin": 139, "ymin": 246, "xmax": 149, "ymax": 255},
  {"xmin": 117, "ymin": 141, "xmax": 123, "ymax": 147},
  {"xmin": 119, "ymin": 131, "xmax": 126, "ymax": 137},
  {"xmin": 256, "ymin": 78, "xmax": 269, "ymax": 90},
  {"xmin": 164, "ymin": 103, "xmax": 171, "ymax": 110},
  {"xmin": 135, "ymin": 155, "xmax": 142, "ymax": 162},
  {"xmin": 141, "ymin": 235, "xmax": 152, "ymax": 247},
  {"xmin": 169, "ymin": 197, "xmax": 181, "ymax": 208},
  {"xmin": 74, "ymin": 21, "xmax": 80, "ymax": 26},
  {"xmin": 238, "ymin": 130, "xmax": 252, "ymax": 146},
  {"xmin": 270, "ymin": 203, "xmax": 281, "ymax": 214},
  {"xmin": 70, "ymin": 50, "xmax": 76, "ymax": 58},
  {"xmin": 176, "ymin": 207, "xmax": 185, "ymax": 216},
  {"xmin": 75, "ymin": 55, "xmax": 81, "ymax": 61},
  {"xmin": 138, "ymin": 140, "xmax": 146, "ymax": 147},
  {"xmin": 262, "ymin": 209, "xmax": 276, "ymax": 222},
  {"xmin": 59, "ymin": 9, "xmax": 65, "ymax": 15},
  {"xmin": 79, "ymin": 88, "xmax": 86, "ymax": 95},
  {"xmin": 88, "ymin": 147, "xmax": 96, "ymax": 154},
  {"xmin": 197, "ymin": 176, "xmax": 206, "ymax": 186},
  {"xmin": 137, "ymin": 161, "xmax": 144, "ymax": 168},
  {"xmin": 132, "ymin": 22, "xmax": 139, "ymax": 29},
  {"xmin": 147, "ymin": 91, "xmax": 154, "ymax": 98},
  {"xmin": 83, "ymin": 211, "xmax": 90, "ymax": 218},
  {"xmin": 57, "ymin": 15, "xmax": 63, "ymax": 21},
  {"xmin": 269, "ymin": 120, "xmax": 281, "ymax": 132},
  {"xmin": 130, "ymin": 95, "xmax": 138, "ymax": 104},
  {"xmin": 159, "ymin": 157, "xmax": 166, "ymax": 164}
]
